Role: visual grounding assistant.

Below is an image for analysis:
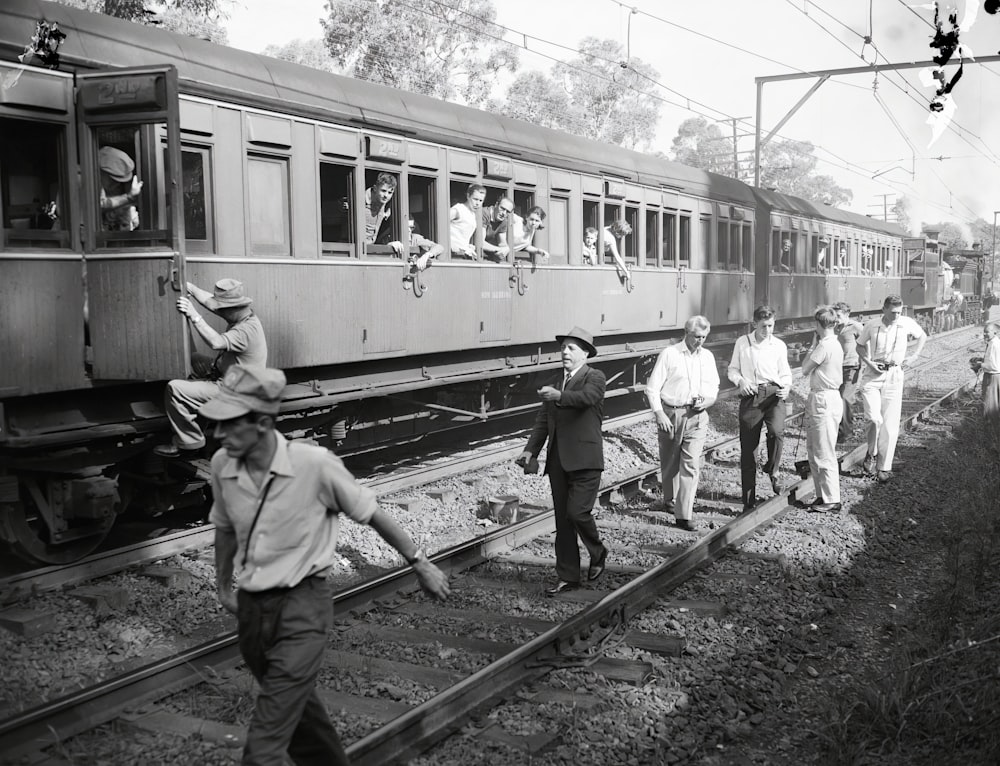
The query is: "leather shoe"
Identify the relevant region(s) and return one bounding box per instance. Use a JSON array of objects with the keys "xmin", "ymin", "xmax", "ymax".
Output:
[
  {"xmin": 587, "ymin": 547, "xmax": 608, "ymax": 581},
  {"xmin": 809, "ymin": 502, "xmax": 842, "ymax": 513},
  {"xmin": 769, "ymin": 474, "xmax": 783, "ymax": 495},
  {"xmin": 877, "ymin": 470, "xmax": 893, "ymax": 483},
  {"xmin": 675, "ymin": 518, "xmax": 697, "ymax": 531},
  {"xmin": 153, "ymin": 444, "xmax": 181, "ymax": 458},
  {"xmin": 545, "ymin": 580, "xmax": 579, "ymax": 596},
  {"xmin": 862, "ymin": 453, "xmax": 876, "ymax": 476}
]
